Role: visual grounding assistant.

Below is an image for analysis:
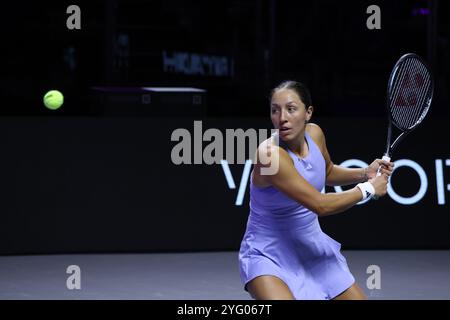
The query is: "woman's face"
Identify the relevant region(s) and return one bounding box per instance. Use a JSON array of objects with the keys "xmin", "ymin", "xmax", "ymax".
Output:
[{"xmin": 270, "ymin": 88, "xmax": 312, "ymax": 142}]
